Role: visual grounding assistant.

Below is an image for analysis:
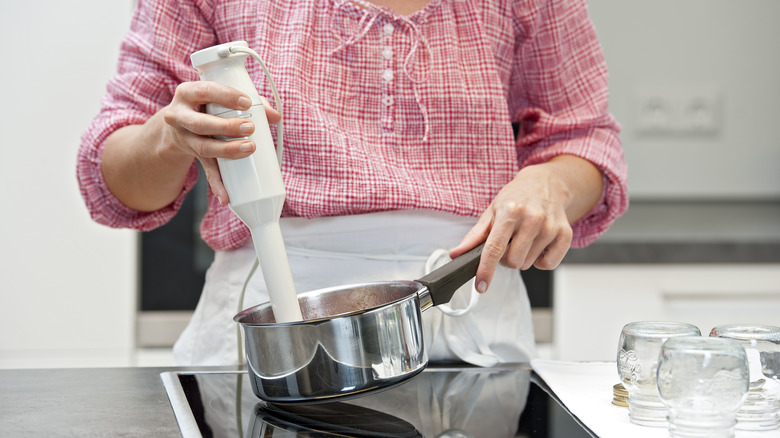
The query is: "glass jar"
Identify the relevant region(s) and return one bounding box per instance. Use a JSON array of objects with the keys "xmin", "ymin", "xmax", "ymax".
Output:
[
  {"xmin": 657, "ymin": 336, "xmax": 749, "ymax": 438},
  {"xmin": 616, "ymin": 321, "xmax": 701, "ymax": 427},
  {"xmin": 710, "ymin": 324, "xmax": 780, "ymax": 431}
]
